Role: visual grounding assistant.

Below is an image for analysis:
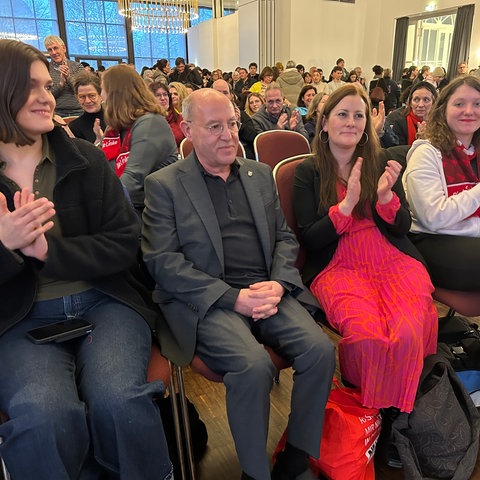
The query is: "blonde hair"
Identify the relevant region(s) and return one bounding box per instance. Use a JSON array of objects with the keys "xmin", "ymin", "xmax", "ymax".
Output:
[
  {"xmin": 245, "ymin": 92, "xmax": 264, "ymax": 117},
  {"xmin": 102, "ymin": 64, "xmax": 163, "ymax": 131},
  {"xmin": 168, "ymin": 81, "xmax": 189, "ymax": 113}
]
